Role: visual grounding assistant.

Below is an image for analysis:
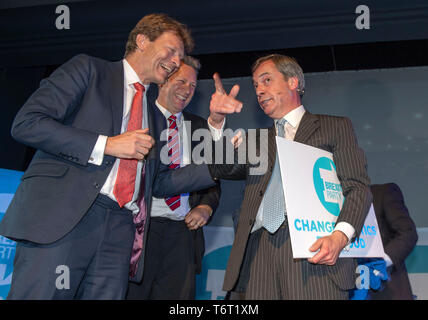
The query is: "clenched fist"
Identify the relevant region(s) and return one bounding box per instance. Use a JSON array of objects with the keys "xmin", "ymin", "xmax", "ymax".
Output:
[{"xmin": 105, "ymin": 128, "xmax": 155, "ymax": 160}]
